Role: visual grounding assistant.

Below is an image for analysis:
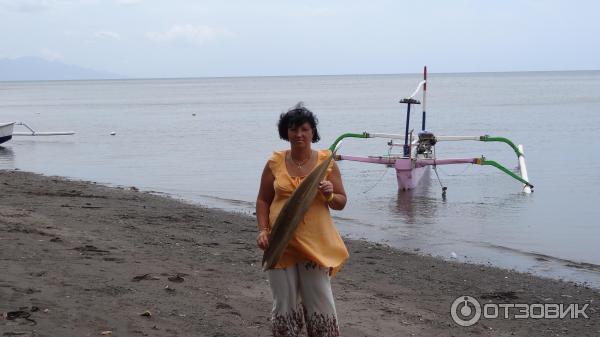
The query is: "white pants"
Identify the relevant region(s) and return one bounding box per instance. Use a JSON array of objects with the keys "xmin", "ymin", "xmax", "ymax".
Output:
[{"xmin": 267, "ymin": 261, "xmax": 340, "ymax": 337}]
